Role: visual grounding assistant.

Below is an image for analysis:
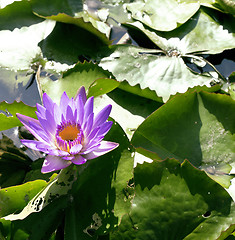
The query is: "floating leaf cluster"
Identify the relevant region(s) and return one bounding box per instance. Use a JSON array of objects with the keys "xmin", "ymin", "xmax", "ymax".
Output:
[{"xmin": 0, "ymin": 0, "xmax": 235, "ymax": 239}]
